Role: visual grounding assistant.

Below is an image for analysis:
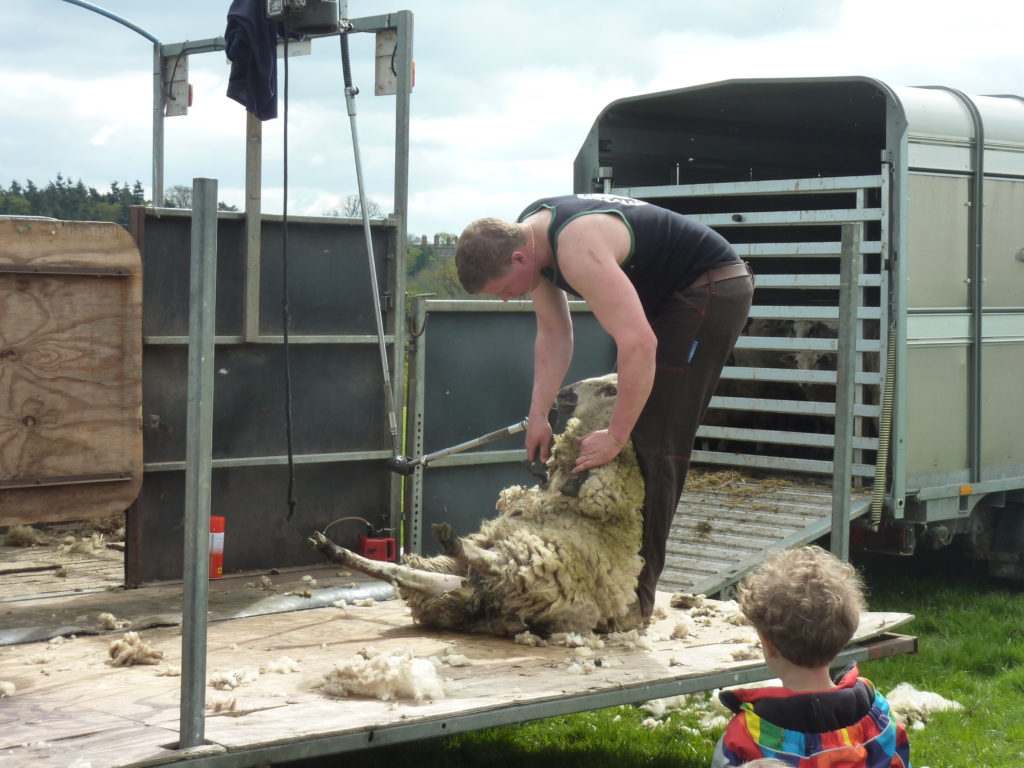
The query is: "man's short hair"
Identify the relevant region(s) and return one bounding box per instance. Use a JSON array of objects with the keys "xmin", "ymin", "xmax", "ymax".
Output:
[
  {"xmin": 737, "ymin": 545, "xmax": 866, "ymax": 668},
  {"xmin": 455, "ymin": 217, "xmax": 524, "ymax": 293}
]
